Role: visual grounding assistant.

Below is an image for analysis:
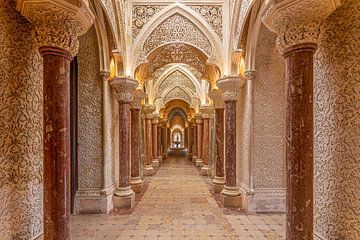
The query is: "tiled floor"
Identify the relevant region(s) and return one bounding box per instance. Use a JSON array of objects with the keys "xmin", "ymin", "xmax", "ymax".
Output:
[{"xmin": 71, "ymin": 155, "xmax": 285, "ymax": 239}]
